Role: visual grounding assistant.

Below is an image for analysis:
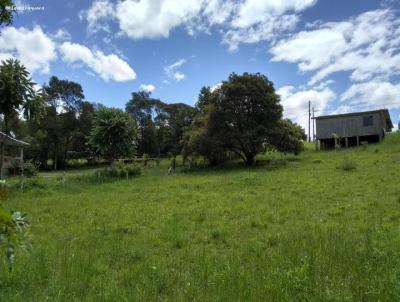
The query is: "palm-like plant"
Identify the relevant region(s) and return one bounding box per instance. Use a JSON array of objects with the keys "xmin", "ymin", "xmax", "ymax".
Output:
[
  {"xmin": 89, "ymin": 108, "xmax": 137, "ymax": 163},
  {"xmin": 0, "ymin": 59, "xmax": 35, "ymax": 133}
]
